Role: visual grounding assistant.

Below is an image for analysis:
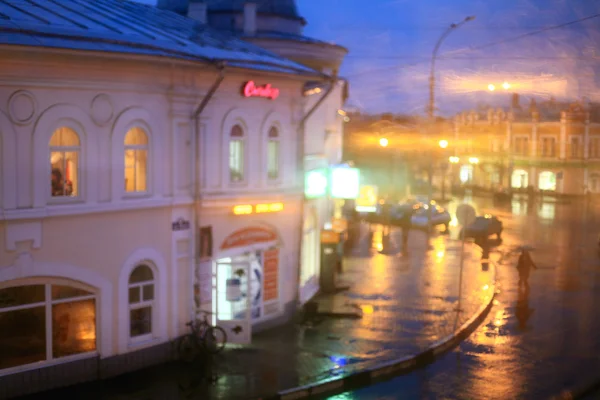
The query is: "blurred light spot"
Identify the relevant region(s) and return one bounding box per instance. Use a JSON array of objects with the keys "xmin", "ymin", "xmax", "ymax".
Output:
[
  {"xmin": 360, "ymin": 305, "xmax": 374, "ymax": 314},
  {"xmin": 330, "ymin": 355, "xmax": 348, "ymax": 368},
  {"xmin": 379, "ymin": 137, "xmax": 389, "ymax": 147},
  {"xmin": 436, "ymin": 251, "xmax": 445, "ymax": 258},
  {"xmin": 488, "ymin": 83, "xmax": 496, "ymax": 91},
  {"xmin": 502, "ymin": 81, "xmax": 511, "ymax": 90},
  {"xmin": 483, "ymin": 284, "xmax": 489, "ymax": 291}
]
